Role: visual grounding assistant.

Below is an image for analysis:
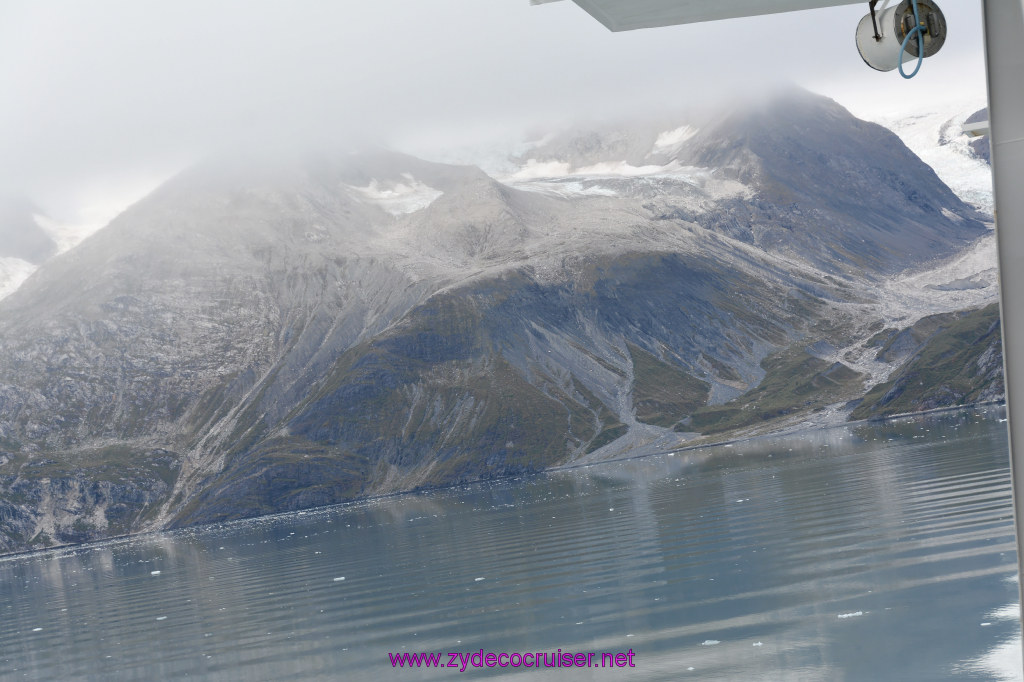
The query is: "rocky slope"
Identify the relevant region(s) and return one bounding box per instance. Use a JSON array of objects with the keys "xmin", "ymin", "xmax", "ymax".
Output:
[
  {"xmin": 850, "ymin": 303, "xmax": 1003, "ymax": 420},
  {"xmin": 0, "ymin": 89, "xmax": 996, "ymax": 552}
]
